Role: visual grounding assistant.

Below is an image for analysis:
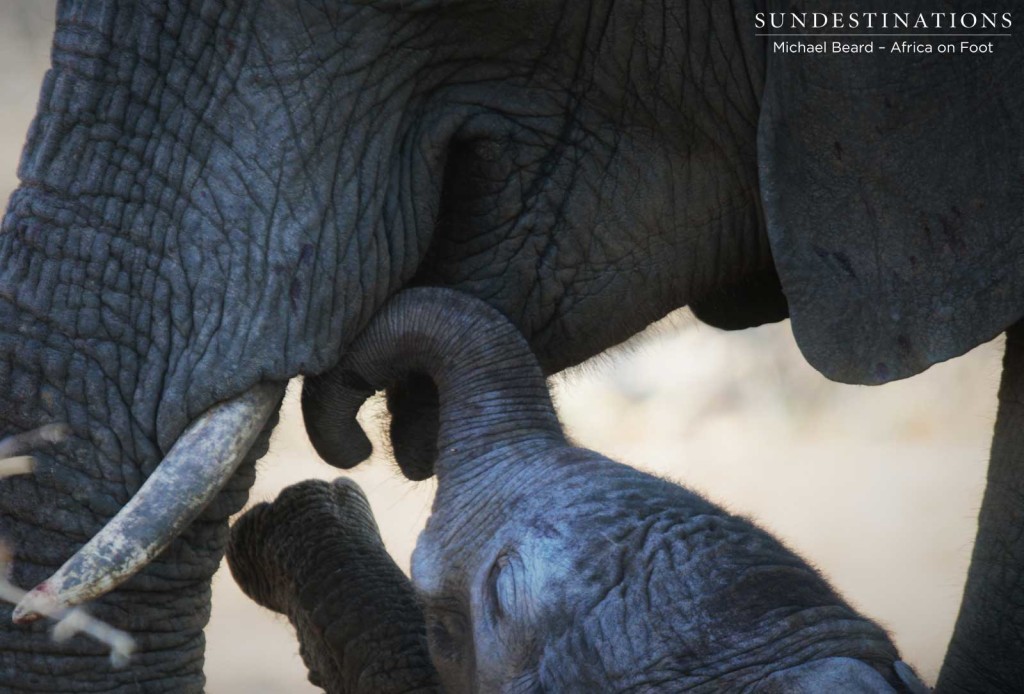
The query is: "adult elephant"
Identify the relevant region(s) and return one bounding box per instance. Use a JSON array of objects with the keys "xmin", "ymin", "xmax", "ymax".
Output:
[{"xmin": 0, "ymin": 1, "xmax": 1019, "ymax": 691}]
